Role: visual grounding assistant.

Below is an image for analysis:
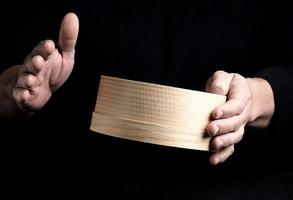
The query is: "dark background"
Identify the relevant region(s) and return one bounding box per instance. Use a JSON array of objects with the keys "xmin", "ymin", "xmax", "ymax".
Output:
[{"xmin": 1, "ymin": 0, "xmax": 292, "ymax": 199}]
